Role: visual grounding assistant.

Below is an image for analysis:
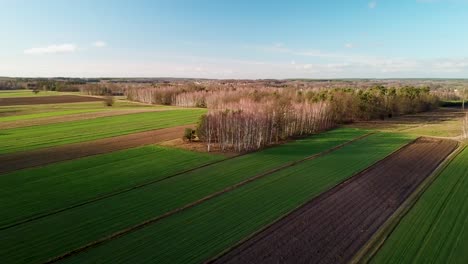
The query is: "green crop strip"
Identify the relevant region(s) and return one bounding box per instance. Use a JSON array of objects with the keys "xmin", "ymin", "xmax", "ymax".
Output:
[
  {"xmin": 0, "ymin": 109, "xmax": 205, "ymax": 154},
  {"xmin": 59, "ymin": 133, "xmax": 413, "ymax": 264},
  {"xmin": 0, "ymin": 90, "xmax": 62, "ymax": 98},
  {"xmin": 0, "ymin": 145, "xmax": 224, "ymax": 228},
  {"xmin": 0, "ymin": 109, "xmax": 104, "ymax": 122},
  {"xmin": 0, "ymin": 128, "xmax": 368, "ymax": 264},
  {"xmin": 371, "ymin": 146, "xmax": 468, "ymax": 264}
]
